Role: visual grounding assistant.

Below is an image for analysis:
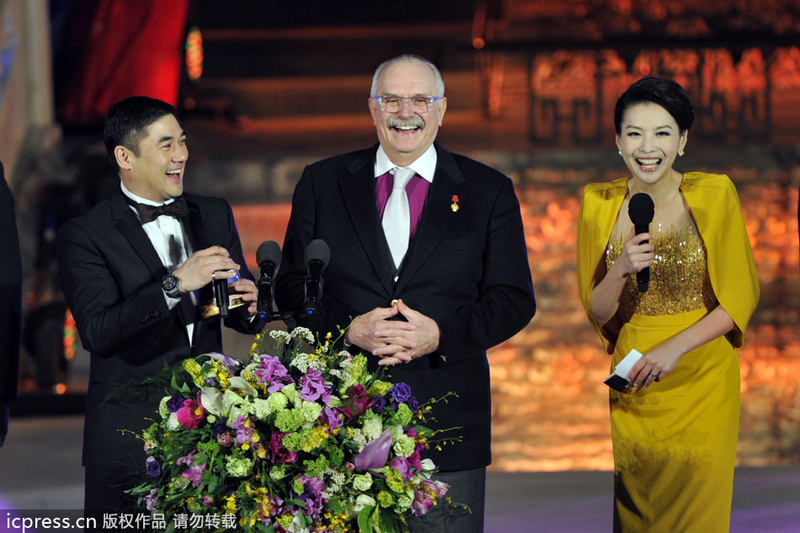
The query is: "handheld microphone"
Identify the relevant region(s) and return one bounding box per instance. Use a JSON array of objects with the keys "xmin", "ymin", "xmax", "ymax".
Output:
[
  {"xmin": 303, "ymin": 239, "xmax": 331, "ymax": 316},
  {"xmin": 255, "ymin": 240, "xmax": 282, "ymax": 321},
  {"xmin": 214, "ymin": 277, "xmax": 229, "ymax": 317},
  {"xmin": 628, "ymin": 192, "xmax": 655, "ymax": 293}
]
